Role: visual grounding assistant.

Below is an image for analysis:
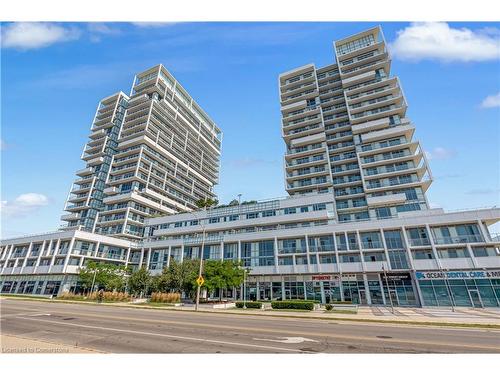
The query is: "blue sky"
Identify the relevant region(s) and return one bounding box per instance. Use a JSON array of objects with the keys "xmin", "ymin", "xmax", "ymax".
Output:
[{"xmin": 1, "ymin": 22, "xmax": 499, "ymax": 237}]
